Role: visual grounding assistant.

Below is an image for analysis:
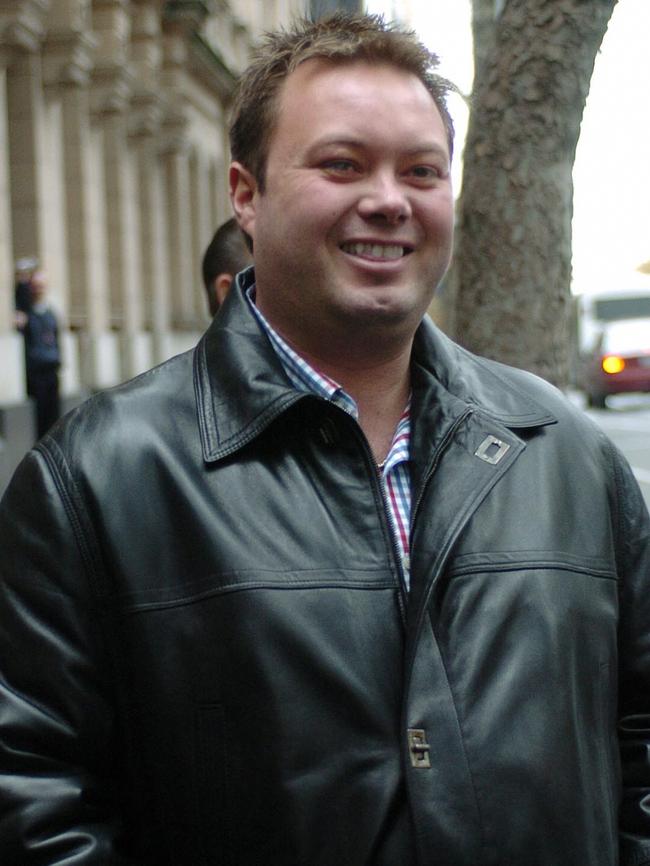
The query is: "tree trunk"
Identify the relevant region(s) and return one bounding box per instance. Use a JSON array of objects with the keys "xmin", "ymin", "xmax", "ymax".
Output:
[{"xmin": 451, "ymin": 0, "xmax": 616, "ymax": 387}]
